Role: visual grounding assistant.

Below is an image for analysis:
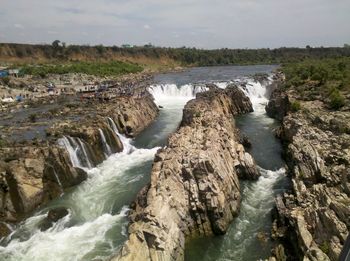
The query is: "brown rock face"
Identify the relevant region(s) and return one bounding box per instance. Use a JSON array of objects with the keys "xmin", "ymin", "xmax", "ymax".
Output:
[
  {"xmin": 268, "ymin": 91, "xmax": 350, "ymax": 261},
  {"xmin": 0, "ymin": 96, "xmax": 159, "ymax": 229},
  {"xmin": 113, "ymin": 86, "xmax": 259, "ymax": 261},
  {"xmin": 39, "ymin": 207, "xmax": 69, "ymax": 231},
  {"xmin": 0, "ymin": 146, "xmax": 85, "ymax": 223}
]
